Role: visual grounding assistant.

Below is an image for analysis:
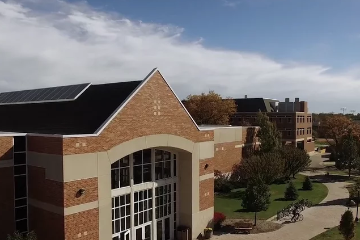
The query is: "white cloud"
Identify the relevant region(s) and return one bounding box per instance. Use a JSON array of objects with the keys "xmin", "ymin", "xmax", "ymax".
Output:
[
  {"xmin": 222, "ymin": 0, "xmax": 241, "ymax": 7},
  {"xmin": 0, "ymin": 0, "xmax": 359, "ymax": 113}
]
